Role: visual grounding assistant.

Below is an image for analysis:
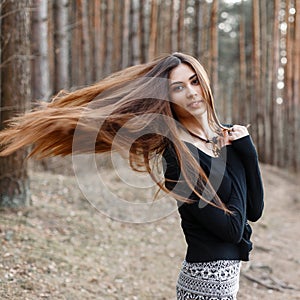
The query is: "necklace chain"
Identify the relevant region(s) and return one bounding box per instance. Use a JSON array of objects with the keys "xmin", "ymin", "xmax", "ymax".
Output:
[{"xmin": 187, "ymin": 130, "xmax": 221, "ymax": 157}]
